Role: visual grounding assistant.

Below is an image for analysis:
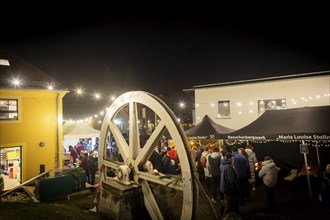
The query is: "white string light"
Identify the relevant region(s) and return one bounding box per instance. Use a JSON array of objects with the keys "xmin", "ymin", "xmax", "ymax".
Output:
[
  {"xmin": 196, "ymin": 94, "xmax": 330, "ymax": 116},
  {"xmin": 6, "ymin": 76, "xmax": 330, "ymax": 126},
  {"xmin": 6, "ymin": 76, "xmax": 120, "ymax": 124},
  {"xmin": 242, "ymin": 139, "xmax": 330, "ymax": 146}
]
